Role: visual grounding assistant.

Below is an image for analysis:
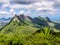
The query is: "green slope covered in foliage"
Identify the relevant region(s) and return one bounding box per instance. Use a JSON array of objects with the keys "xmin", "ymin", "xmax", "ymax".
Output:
[{"xmin": 0, "ymin": 15, "xmax": 60, "ymax": 45}]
